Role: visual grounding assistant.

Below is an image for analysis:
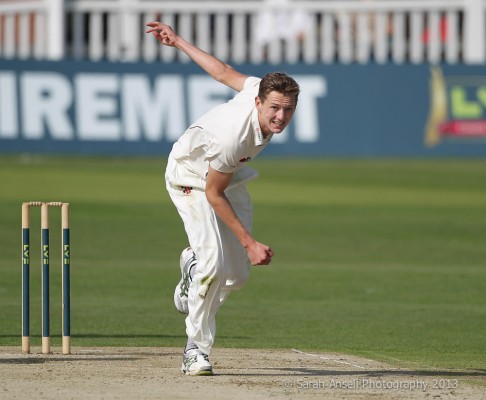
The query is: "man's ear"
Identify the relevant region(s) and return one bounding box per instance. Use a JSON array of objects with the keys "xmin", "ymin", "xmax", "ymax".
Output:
[{"xmin": 255, "ymin": 96, "xmax": 262, "ymax": 111}]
